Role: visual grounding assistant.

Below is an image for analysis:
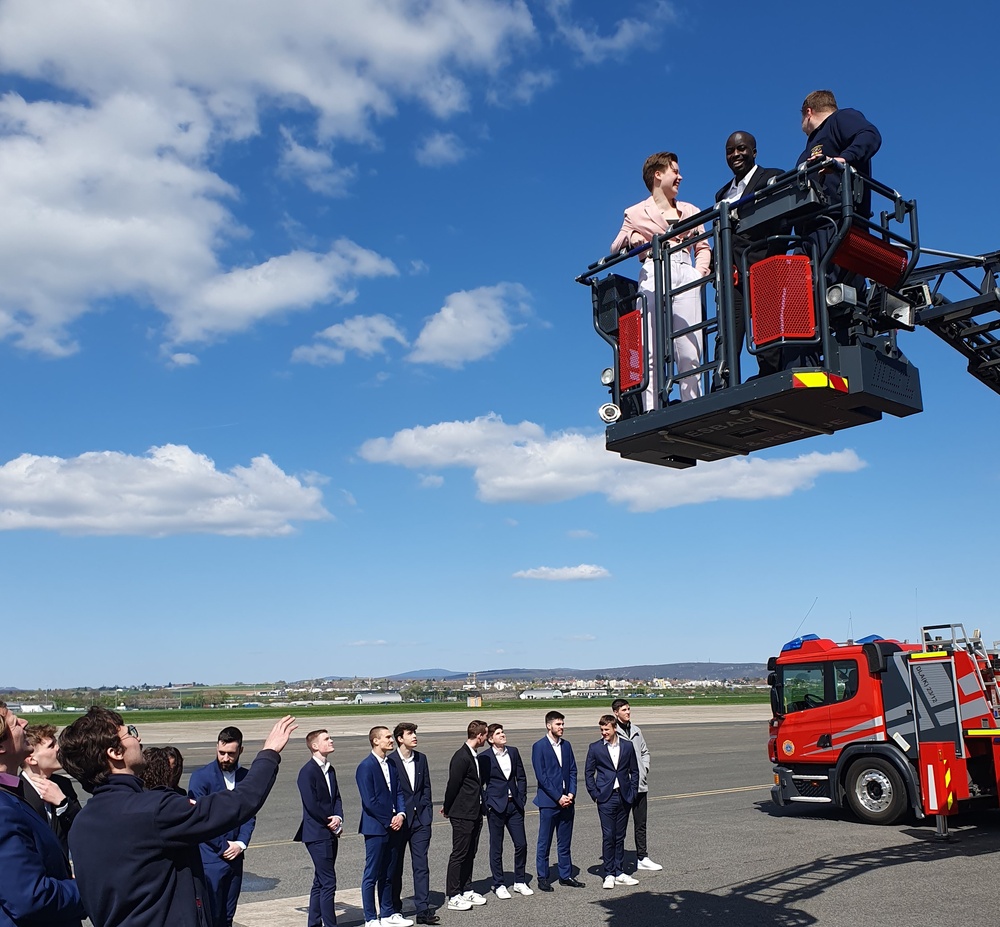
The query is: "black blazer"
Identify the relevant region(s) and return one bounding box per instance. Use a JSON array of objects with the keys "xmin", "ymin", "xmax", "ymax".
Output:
[
  {"xmin": 480, "ymin": 746, "xmax": 527, "ymax": 814},
  {"xmin": 389, "ymin": 749, "xmax": 433, "ymax": 828},
  {"xmin": 442, "ymin": 745, "xmax": 484, "ymax": 820},
  {"xmin": 715, "ymin": 165, "xmax": 786, "ymax": 269},
  {"xmin": 19, "ymin": 772, "xmax": 82, "ymax": 865}
]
